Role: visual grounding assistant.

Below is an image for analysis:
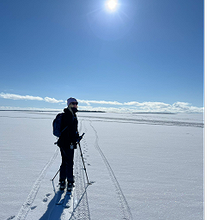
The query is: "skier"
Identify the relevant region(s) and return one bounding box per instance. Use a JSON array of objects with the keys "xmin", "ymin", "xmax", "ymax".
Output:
[{"xmin": 57, "ymin": 97, "xmax": 80, "ymax": 191}]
